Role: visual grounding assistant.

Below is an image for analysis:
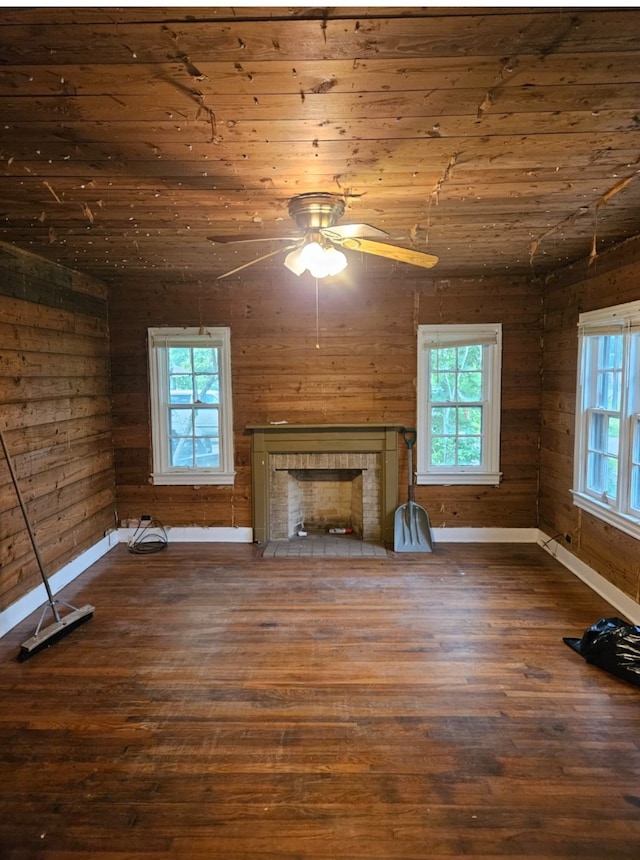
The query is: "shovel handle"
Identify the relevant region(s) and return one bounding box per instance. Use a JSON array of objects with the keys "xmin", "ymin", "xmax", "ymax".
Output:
[
  {"xmin": 401, "ymin": 428, "xmax": 417, "ymax": 450},
  {"xmin": 401, "ymin": 428, "xmax": 417, "ymax": 502}
]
